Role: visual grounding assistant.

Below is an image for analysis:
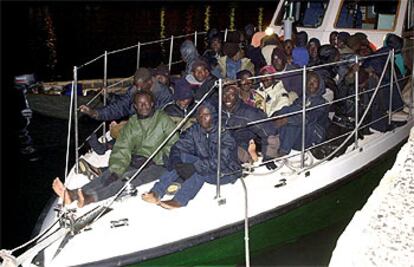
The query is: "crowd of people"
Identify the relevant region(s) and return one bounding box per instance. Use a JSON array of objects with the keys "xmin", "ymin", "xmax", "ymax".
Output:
[{"xmin": 52, "ymin": 24, "xmax": 411, "ymax": 210}]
